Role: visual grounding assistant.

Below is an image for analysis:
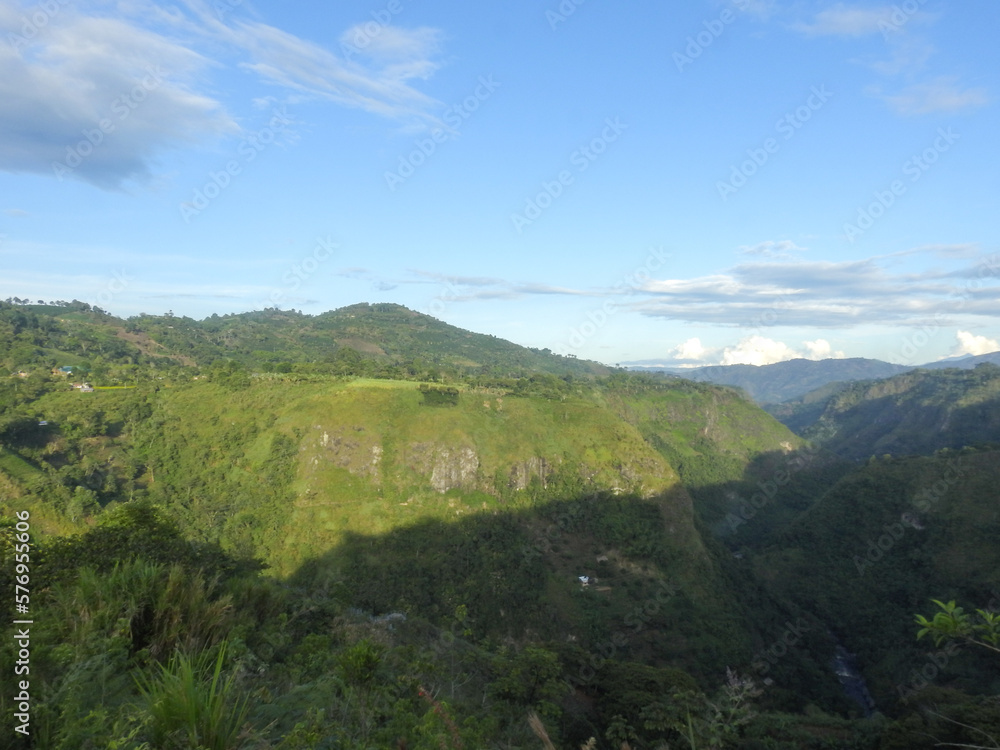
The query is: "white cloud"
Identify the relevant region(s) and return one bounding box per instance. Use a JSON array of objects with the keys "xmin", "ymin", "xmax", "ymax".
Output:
[
  {"xmin": 883, "ymin": 76, "xmax": 989, "ymax": 115},
  {"xmin": 738, "ymin": 240, "xmax": 807, "ymax": 259},
  {"xmin": 341, "ymin": 24, "xmax": 442, "ymax": 67},
  {"xmin": 721, "ymin": 336, "xmax": 798, "ymax": 366},
  {"xmin": 0, "ymin": 1, "xmax": 446, "ymax": 187},
  {"xmin": 634, "ymin": 251, "xmax": 1000, "ymax": 328},
  {"xmin": 715, "ymin": 336, "xmax": 847, "ymax": 367},
  {"xmin": 737, "ymin": 0, "xmax": 778, "ymax": 20},
  {"xmin": 672, "ymin": 337, "xmax": 708, "ymax": 361},
  {"xmin": 954, "ymin": 330, "xmax": 999, "ymax": 357},
  {"xmin": 792, "ymin": 5, "xmax": 985, "ymax": 119},
  {"xmin": 803, "ymin": 339, "xmax": 846, "ymax": 360},
  {"xmin": 0, "ymin": 9, "xmax": 238, "ymax": 186},
  {"xmin": 868, "ymin": 35, "xmax": 935, "ymax": 77},
  {"xmin": 233, "ymin": 20, "xmax": 443, "ymax": 123},
  {"xmin": 793, "ymin": 4, "xmax": 895, "ymax": 37}
]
